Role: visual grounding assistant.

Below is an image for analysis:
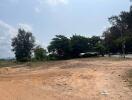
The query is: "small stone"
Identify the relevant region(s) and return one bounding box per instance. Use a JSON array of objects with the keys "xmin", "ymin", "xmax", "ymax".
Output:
[
  {"xmin": 124, "ymin": 80, "xmax": 127, "ymax": 82},
  {"xmin": 101, "ymin": 90, "xmax": 109, "ymax": 96}
]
